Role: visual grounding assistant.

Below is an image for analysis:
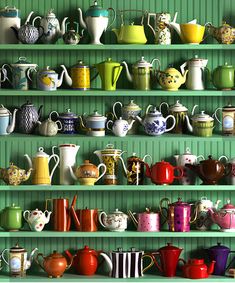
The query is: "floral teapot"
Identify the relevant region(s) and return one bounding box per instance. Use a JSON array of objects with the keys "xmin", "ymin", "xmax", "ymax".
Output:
[
  {"xmin": 107, "ymin": 117, "xmax": 135, "ymax": 137},
  {"xmin": 99, "ymin": 208, "xmax": 128, "ymax": 232},
  {"xmin": 206, "ymin": 22, "xmax": 235, "ymax": 44},
  {"xmin": 135, "ymin": 105, "xmax": 176, "ymax": 136},
  {"xmin": 0, "ymin": 163, "xmax": 32, "ymax": 186},
  {"xmin": 23, "ymin": 209, "xmax": 52, "ymax": 232}
]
